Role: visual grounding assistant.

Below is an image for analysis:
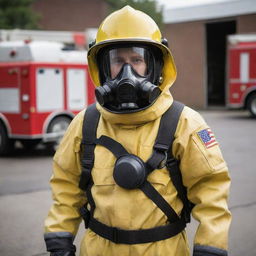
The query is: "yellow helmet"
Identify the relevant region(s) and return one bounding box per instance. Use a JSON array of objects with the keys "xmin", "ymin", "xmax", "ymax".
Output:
[{"xmin": 87, "ymin": 5, "xmax": 177, "ymax": 92}]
